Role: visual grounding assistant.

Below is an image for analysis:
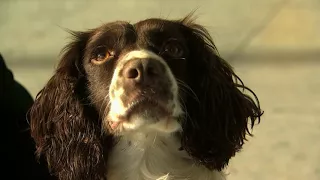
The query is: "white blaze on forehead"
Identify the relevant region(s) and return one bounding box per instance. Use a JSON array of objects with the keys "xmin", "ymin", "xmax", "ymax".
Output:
[{"xmin": 122, "ymin": 50, "xmax": 163, "ymax": 62}]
